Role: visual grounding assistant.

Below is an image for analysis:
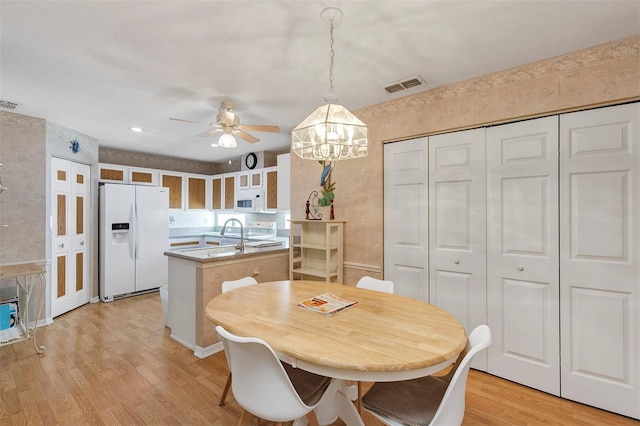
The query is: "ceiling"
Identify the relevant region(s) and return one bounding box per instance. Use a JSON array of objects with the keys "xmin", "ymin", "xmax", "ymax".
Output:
[{"xmin": 2, "ymin": 1, "xmax": 639, "ymax": 164}]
